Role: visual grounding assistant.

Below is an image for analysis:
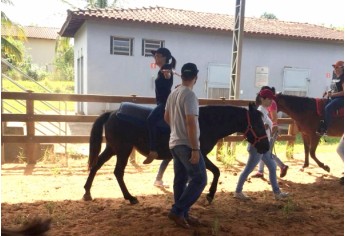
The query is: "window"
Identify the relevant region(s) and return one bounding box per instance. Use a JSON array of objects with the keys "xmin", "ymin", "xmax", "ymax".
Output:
[
  {"xmin": 110, "ymin": 36, "xmax": 134, "ymax": 56},
  {"xmin": 142, "ymin": 39, "xmax": 164, "ymax": 56}
]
